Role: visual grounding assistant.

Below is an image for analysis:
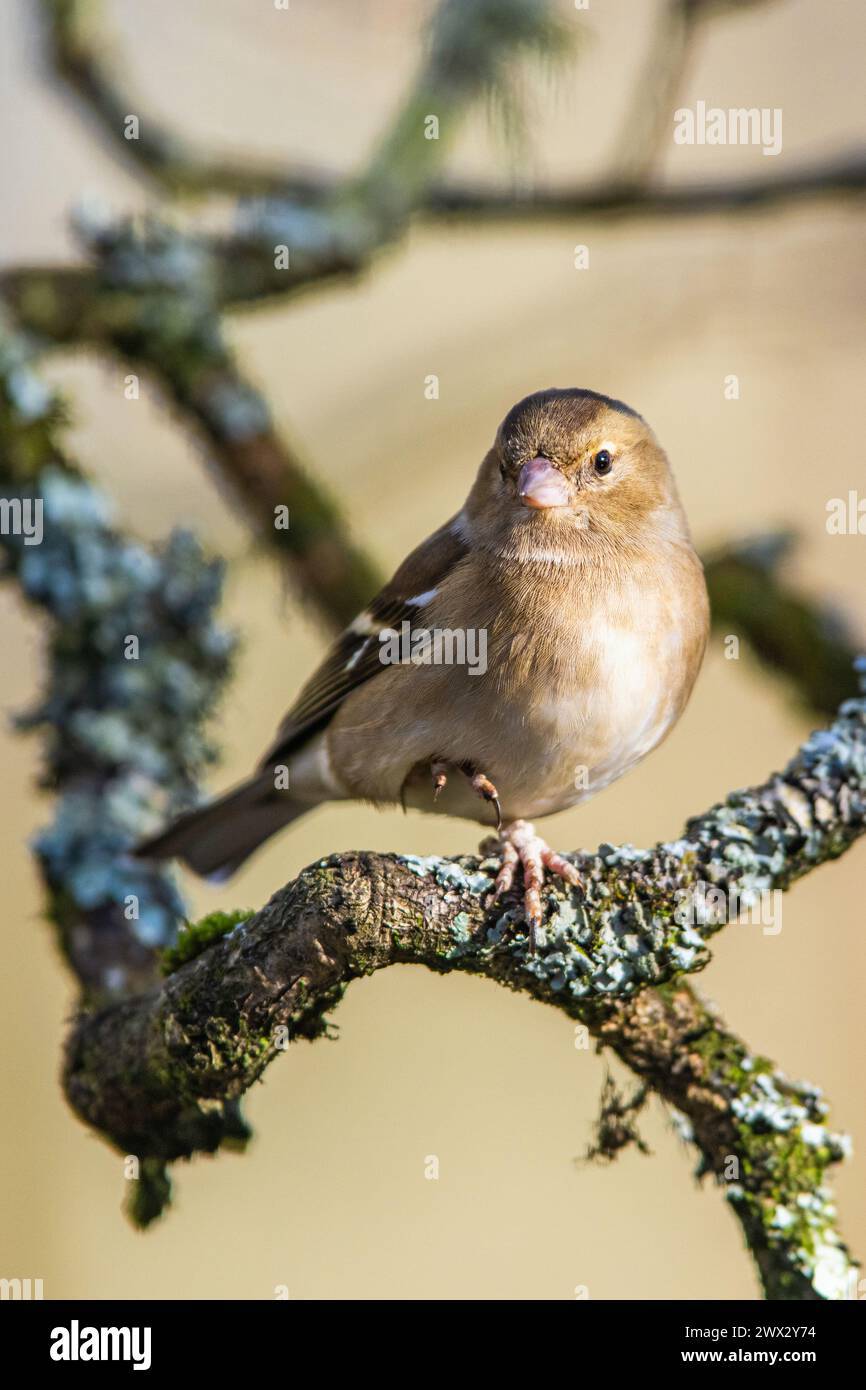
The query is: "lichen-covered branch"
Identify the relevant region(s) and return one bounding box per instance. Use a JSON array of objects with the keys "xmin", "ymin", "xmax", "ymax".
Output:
[
  {"xmin": 43, "ymin": 0, "xmax": 863, "ymax": 236},
  {"xmin": 597, "ymin": 984, "xmax": 854, "ymax": 1301},
  {"xmin": 6, "ymin": 153, "xmax": 864, "ymax": 340},
  {"xmin": 63, "ymin": 671, "xmax": 866, "ymax": 1288},
  {"xmin": 64, "ymin": 669, "xmax": 866, "ymax": 1140},
  {"xmin": 0, "ymin": 317, "xmax": 233, "ymax": 994}
]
